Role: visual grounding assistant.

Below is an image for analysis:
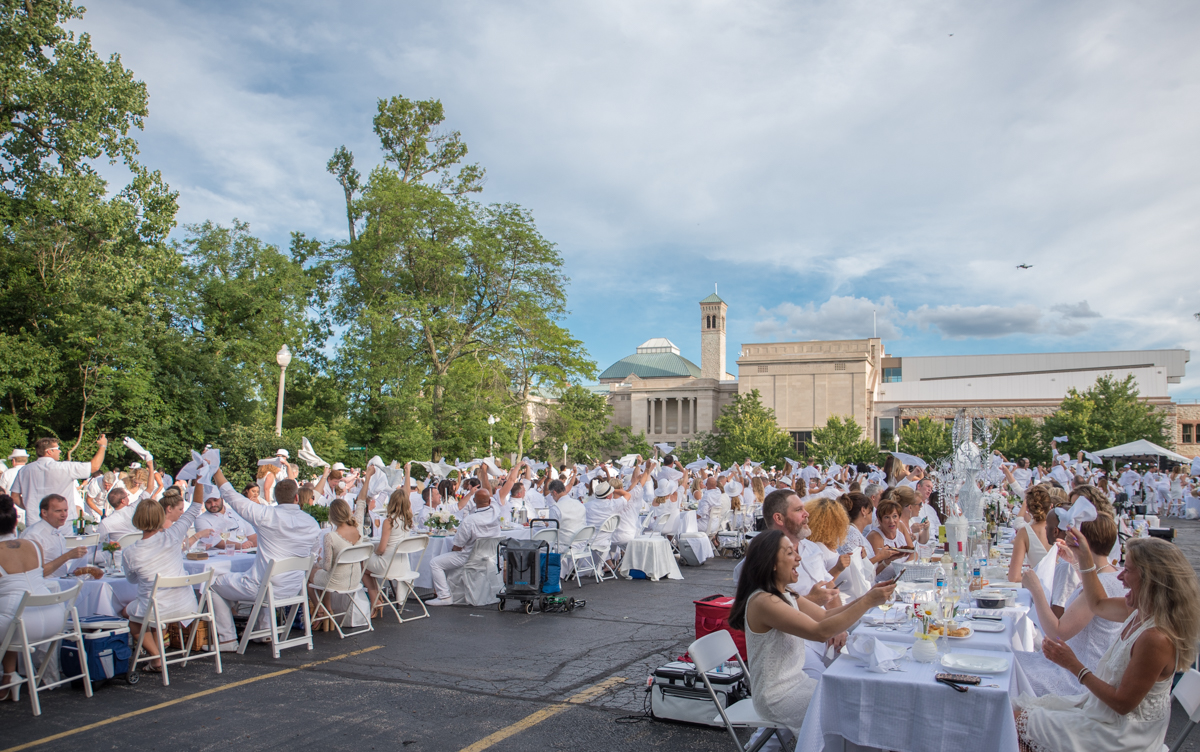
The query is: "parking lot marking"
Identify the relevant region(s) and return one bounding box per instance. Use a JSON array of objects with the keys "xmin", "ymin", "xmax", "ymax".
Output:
[
  {"xmin": 1, "ymin": 645, "xmax": 383, "ymax": 752},
  {"xmin": 458, "ymin": 676, "xmax": 626, "ymax": 752}
]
